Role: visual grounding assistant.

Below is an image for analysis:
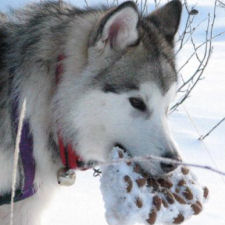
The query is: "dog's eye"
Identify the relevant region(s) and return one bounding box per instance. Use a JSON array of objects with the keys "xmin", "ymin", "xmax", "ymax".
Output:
[{"xmin": 129, "ymin": 97, "xmax": 146, "ymax": 111}]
